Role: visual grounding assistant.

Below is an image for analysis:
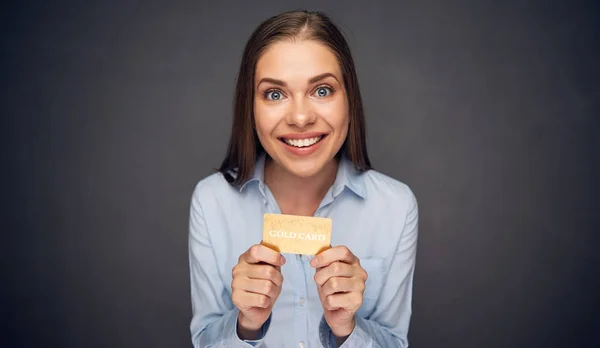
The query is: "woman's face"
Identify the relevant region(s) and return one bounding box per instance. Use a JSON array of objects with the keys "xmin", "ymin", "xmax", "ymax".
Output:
[{"xmin": 254, "ymin": 39, "xmax": 349, "ymax": 179}]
